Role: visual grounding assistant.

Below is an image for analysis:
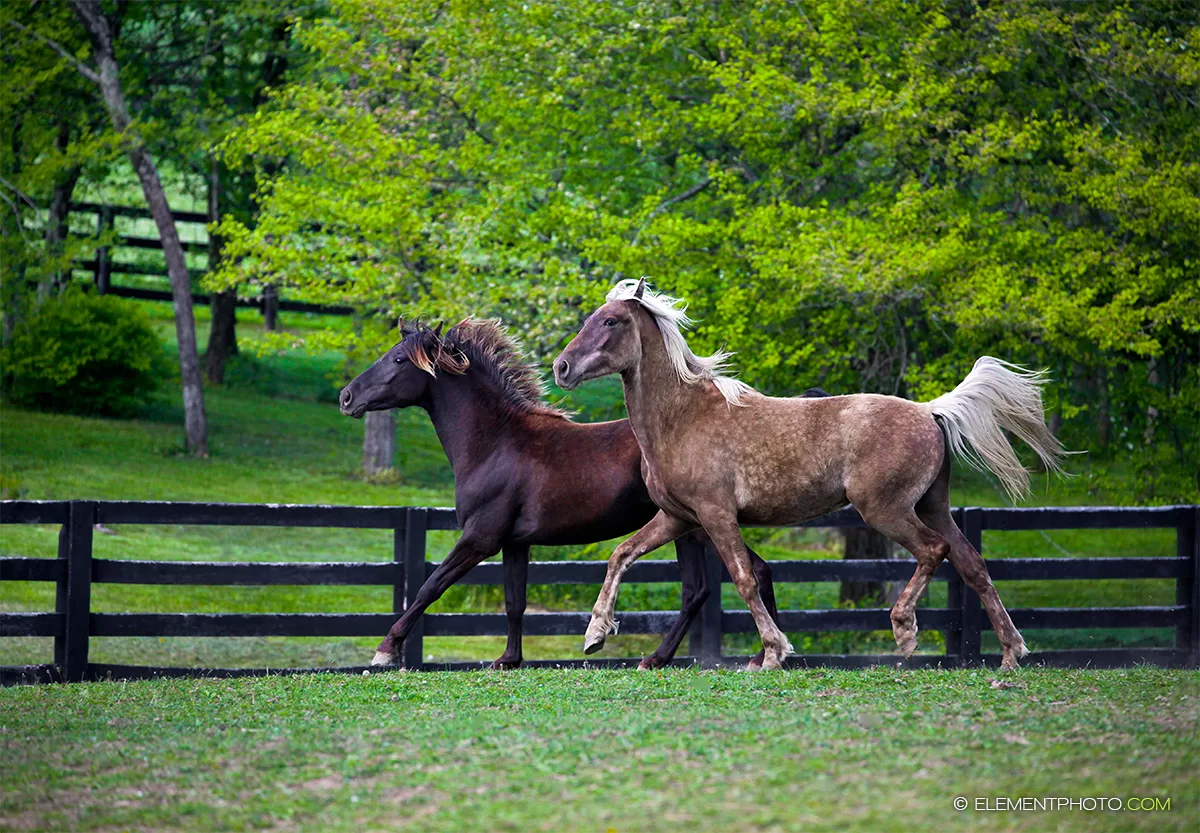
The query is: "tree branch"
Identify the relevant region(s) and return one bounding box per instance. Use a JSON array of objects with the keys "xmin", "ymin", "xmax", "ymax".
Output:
[
  {"xmin": 7, "ymin": 19, "xmax": 100, "ymax": 85},
  {"xmin": 0, "ymin": 175, "xmax": 40, "ymax": 211},
  {"xmin": 631, "ymin": 177, "xmax": 714, "ymax": 245}
]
